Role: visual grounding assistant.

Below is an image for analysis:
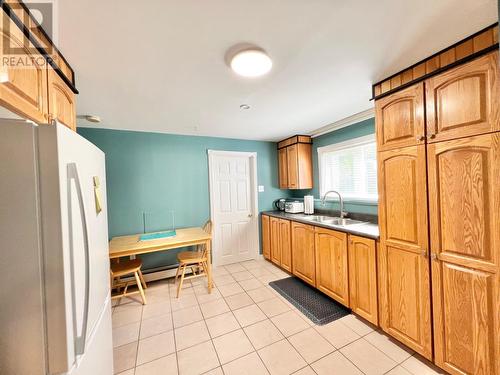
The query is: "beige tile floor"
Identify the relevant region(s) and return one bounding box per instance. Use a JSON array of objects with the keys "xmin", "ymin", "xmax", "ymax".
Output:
[{"xmin": 112, "ymin": 259, "xmax": 446, "ymax": 375}]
